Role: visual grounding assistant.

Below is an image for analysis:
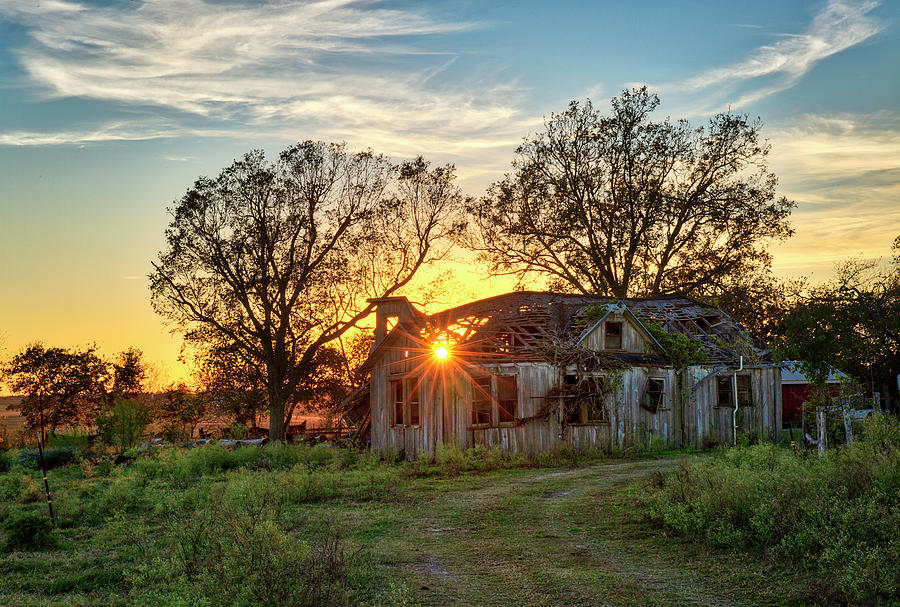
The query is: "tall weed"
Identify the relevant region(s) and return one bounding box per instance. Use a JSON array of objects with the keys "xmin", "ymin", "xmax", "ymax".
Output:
[{"xmin": 642, "ymin": 415, "xmax": 900, "ymax": 605}]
